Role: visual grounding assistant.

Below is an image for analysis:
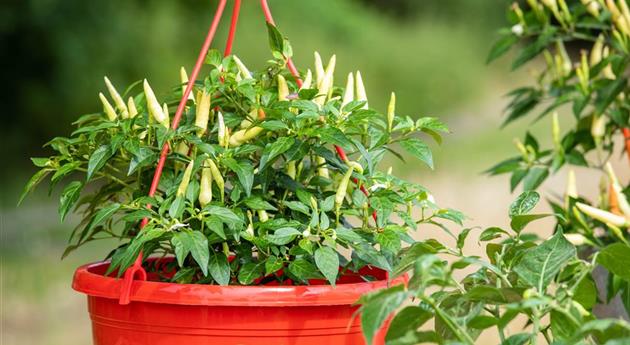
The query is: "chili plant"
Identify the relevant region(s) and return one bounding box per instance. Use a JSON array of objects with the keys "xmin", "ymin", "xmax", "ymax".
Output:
[
  {"xmin": 486, "ymin": 0, "xmax": 630, "ymax": 319},
  {"xmin": 360, "ymin": 191, "xmax": 630, "ymax": 345},
  {"xmin": 20, "ymin": 25, "xmax": 459, "ymax": 285}
]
